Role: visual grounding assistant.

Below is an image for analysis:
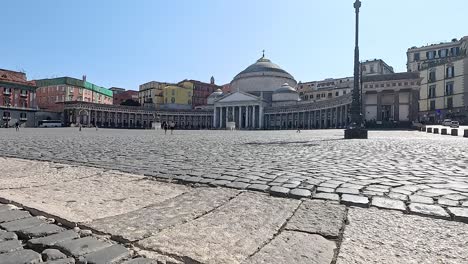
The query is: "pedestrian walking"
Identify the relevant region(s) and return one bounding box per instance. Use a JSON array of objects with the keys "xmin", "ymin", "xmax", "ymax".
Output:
[
  {"xmin": 296, "ymin": 127, "xmax": 301, "ymax": 133},
  {"xmin": 164, "ymin": 122, "xmax": 168, "ymax": 135},
  {"xmin": 15, "ymin": 121, "xmax": 19, "ymax": 132},
  {"xmin": 170, "ymin": 121, "xmax": 175, "ymax": 135},
  {"xmin": 79, "ymin": 124, "xmax": 82, "ymax": 131}
]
